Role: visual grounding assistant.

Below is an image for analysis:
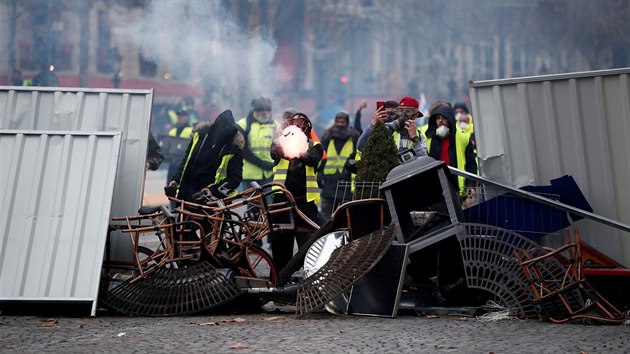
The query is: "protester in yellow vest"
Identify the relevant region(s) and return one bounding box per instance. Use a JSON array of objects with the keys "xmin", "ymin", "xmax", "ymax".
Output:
[
  {"xmin": 425, "ymin": 105, "xmax": 478, "ymax": 201},
  {"xmin": 165, "ymin": 110, "xmax": 193, "ymax": 185},
  {"xmin": 167, "ymin": 97, "xmax": 199, "ymax": 126},
  {"xmin": 165, "ymin": 110, "xmax": 243, "ymax": 202},
  {"xmin": 269, "ymin": 112, "xmax": 324, "ymax": 272},
  {"xmin": 236, "ymin": 97, "xmax": 277, "ymax": 191},
  {"xmin": 318, "ymin": 111, "xmax": 360, "ymax": 217},
  {"xmin": 453, "ymin": 102, "xmax": 474, "ymax": 136}
]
